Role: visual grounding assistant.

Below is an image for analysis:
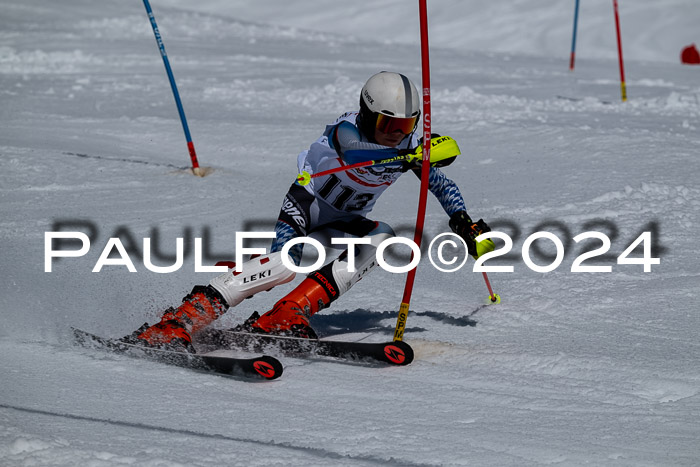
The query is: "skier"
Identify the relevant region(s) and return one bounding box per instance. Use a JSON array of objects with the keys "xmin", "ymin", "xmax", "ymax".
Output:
[{"xmin": 127, "ymin": 71, "xmax": 494, "ymax": 352}]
